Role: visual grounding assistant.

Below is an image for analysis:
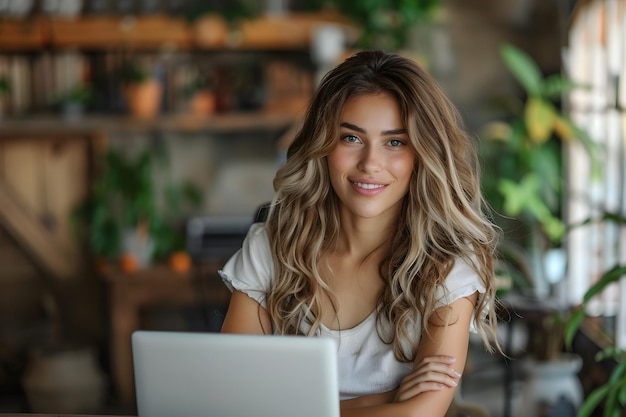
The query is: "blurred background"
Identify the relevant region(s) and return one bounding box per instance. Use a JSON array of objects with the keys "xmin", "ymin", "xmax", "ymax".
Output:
[{"xmin": 1, "ymin": 1, "xmax": 624, "ymax": 417}]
